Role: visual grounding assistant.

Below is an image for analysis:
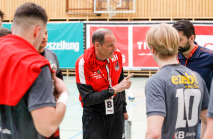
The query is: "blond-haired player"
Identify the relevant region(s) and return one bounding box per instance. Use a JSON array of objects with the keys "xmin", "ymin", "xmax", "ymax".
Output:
[{"xmin": 145, "ymin": 23, "xmax": 209, "ymax": 139}]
